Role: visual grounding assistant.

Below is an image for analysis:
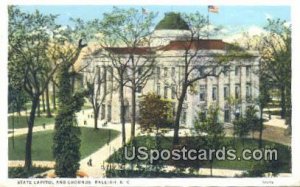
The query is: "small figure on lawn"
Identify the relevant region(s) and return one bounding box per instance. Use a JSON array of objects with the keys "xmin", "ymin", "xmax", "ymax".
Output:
[{"xmin": 87, "ymin": 158, "xmax": 93, "ymax": 166}]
